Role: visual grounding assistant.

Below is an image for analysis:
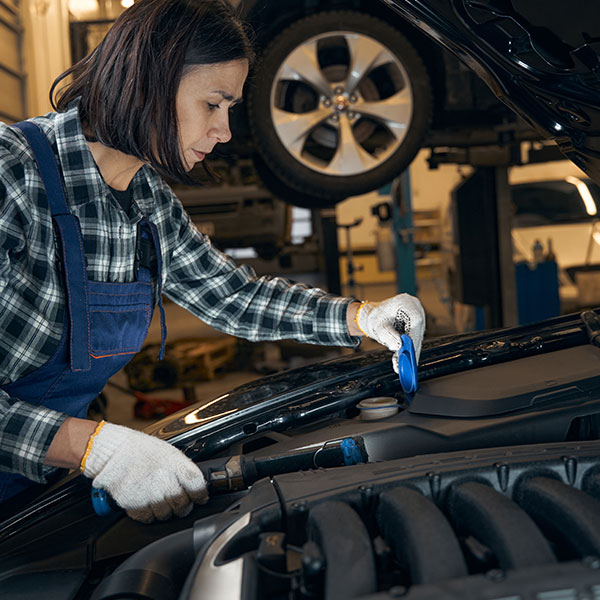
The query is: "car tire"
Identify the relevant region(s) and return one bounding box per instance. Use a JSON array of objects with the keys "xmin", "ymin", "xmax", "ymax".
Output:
[
  {"xmin": 252, "ymin": 153, "xmax": 338, "ymax": 210},
  {"xmin": 247, "ymin": 10, "xmax": 433, "ymax": 206}
]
